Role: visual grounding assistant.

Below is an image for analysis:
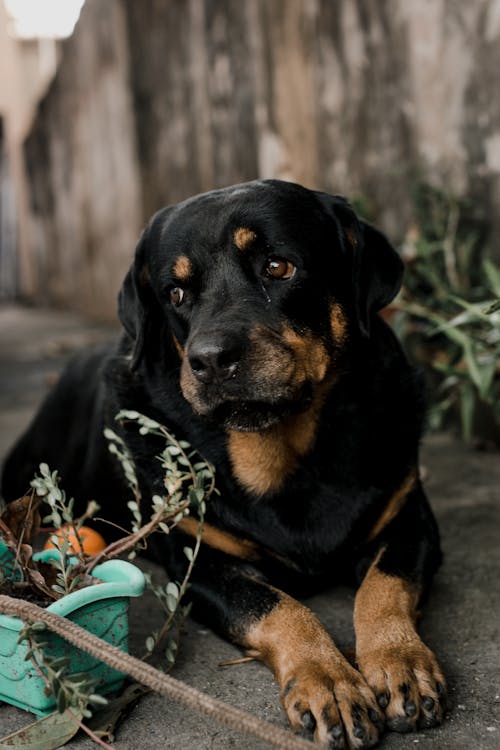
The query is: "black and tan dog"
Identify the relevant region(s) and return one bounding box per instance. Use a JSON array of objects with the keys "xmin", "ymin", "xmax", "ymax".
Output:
[{"xmin": 2, "ymin": 180, "xmax": 446, "ymax": 749}]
